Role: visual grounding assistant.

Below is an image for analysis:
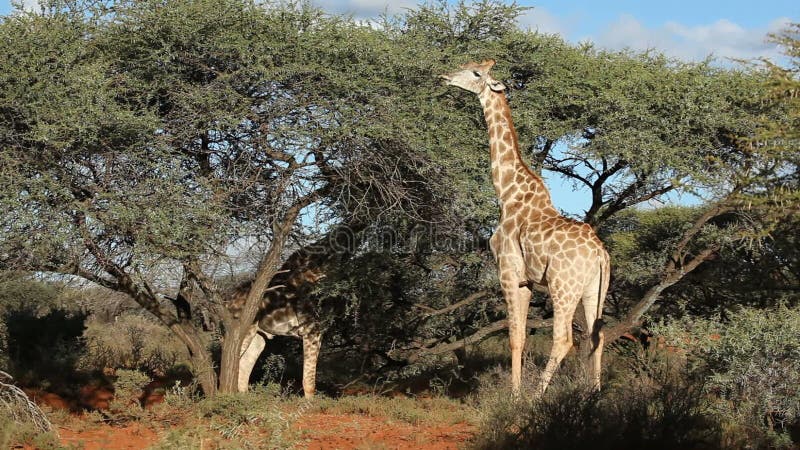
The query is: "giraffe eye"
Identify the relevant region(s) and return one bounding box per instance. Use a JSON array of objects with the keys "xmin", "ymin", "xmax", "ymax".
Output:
[{"xmin": 472, "ymin": 70, "xmax": 481, "ymax": 77}]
